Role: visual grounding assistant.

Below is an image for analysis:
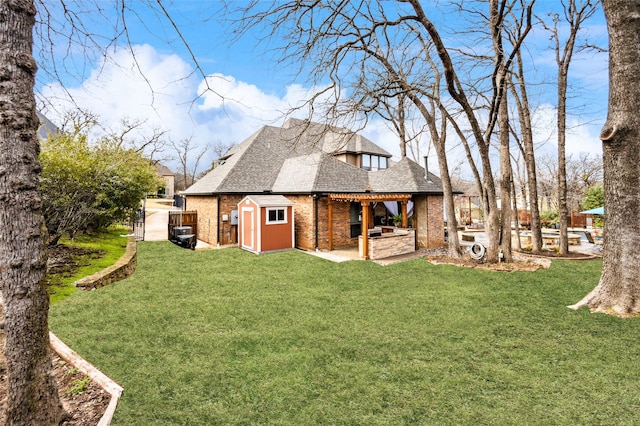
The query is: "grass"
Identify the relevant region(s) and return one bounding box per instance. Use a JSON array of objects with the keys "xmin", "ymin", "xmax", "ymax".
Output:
[
  {"xmin": 49, "ymin": 243, "xmax": 640, "ymax": 425},
  {"xmin": 47, "ymin": 226, "xmax": 129, "ymax": 304}
]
